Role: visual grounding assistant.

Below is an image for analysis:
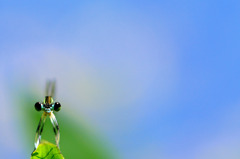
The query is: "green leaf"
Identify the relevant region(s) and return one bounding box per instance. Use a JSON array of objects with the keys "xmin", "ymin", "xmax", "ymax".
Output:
[{"xmin": 31, "ymin": 140, "xmax": 64, "ymax": 159}]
